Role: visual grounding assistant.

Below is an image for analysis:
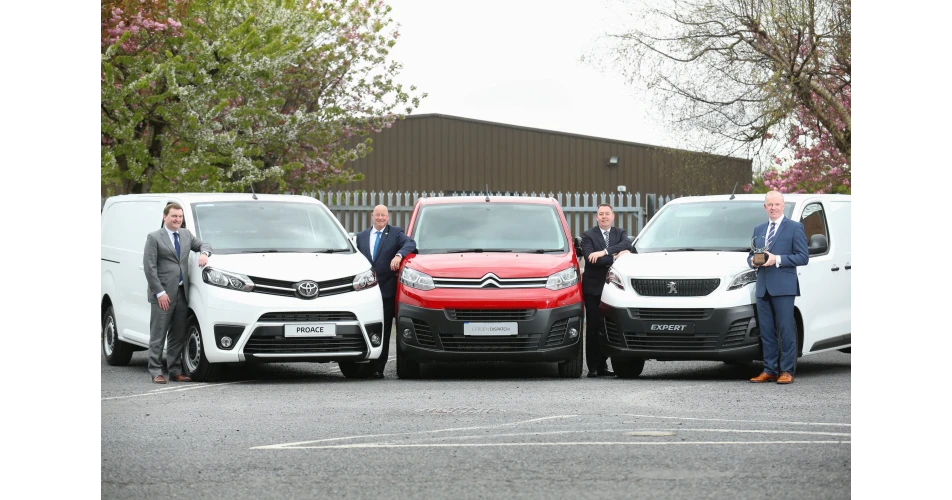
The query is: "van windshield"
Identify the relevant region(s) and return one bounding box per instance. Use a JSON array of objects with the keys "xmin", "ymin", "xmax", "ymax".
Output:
[
  {"xmin": 635, "ymin": 200, "xmax": 795, "ymax": 253},
  {"xmin": 413, "ymin": 203, "xmax": 568, "ymax": 254},
  {"xmin": 190, "ymin": 201, "xmax": 352, "ymax": 254}
]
